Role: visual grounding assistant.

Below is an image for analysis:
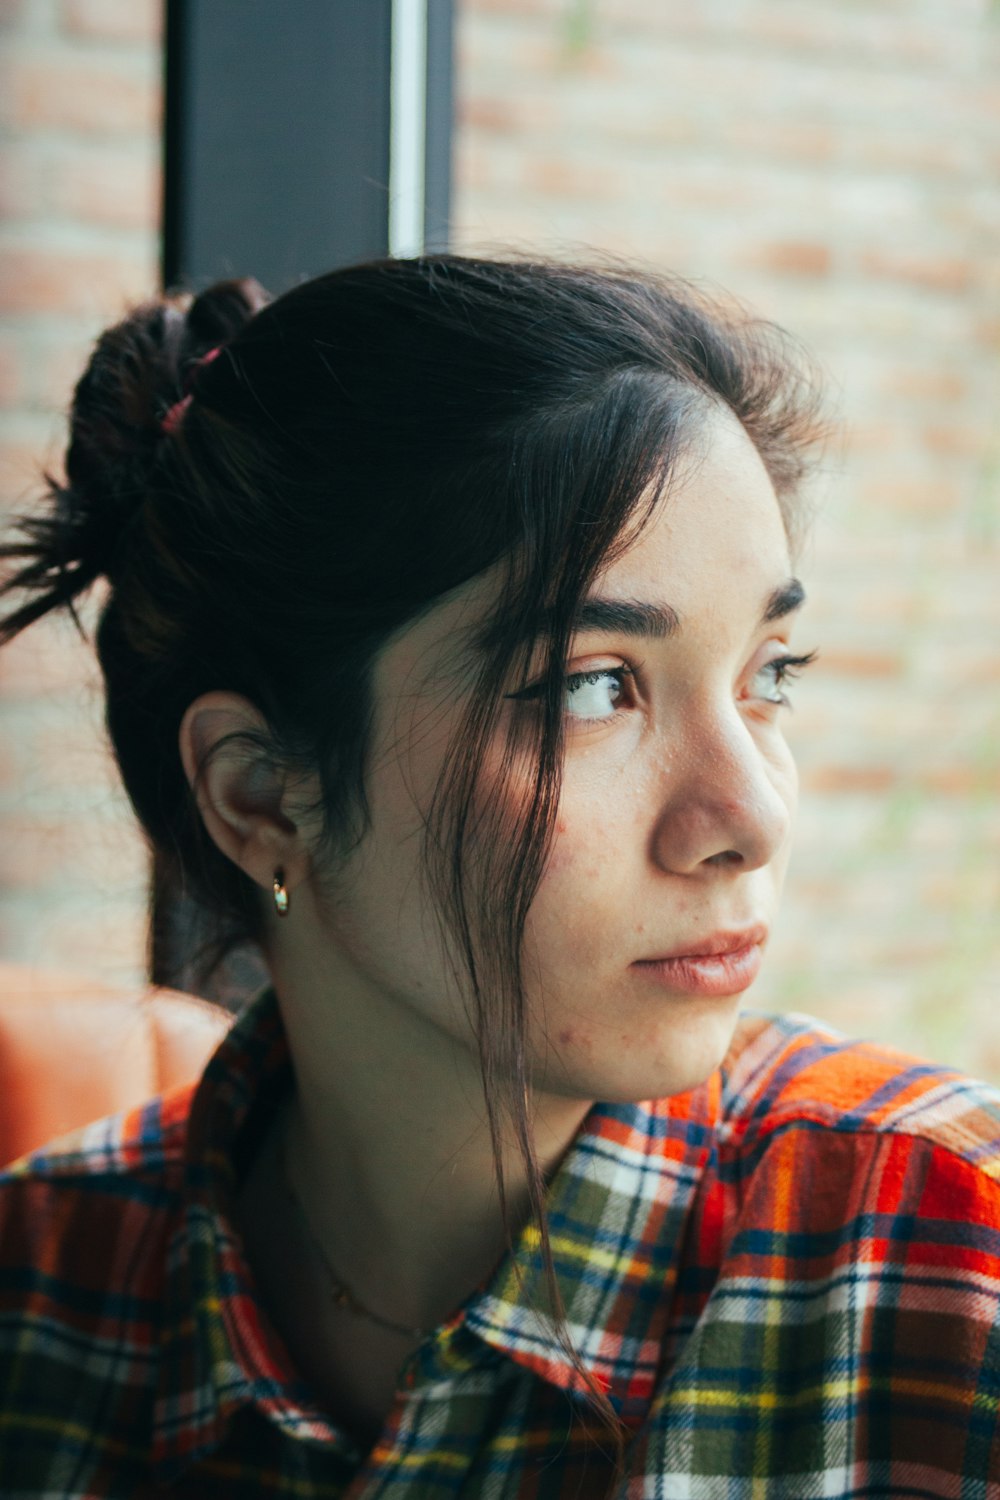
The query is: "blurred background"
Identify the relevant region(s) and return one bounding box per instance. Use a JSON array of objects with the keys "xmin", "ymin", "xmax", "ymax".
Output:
[{"xmin": 0, "ymin": 1, "xmax": 997, "ymax": 1076}]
